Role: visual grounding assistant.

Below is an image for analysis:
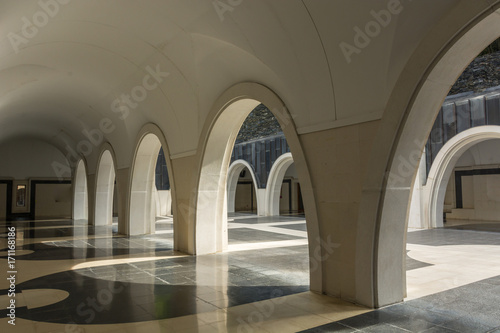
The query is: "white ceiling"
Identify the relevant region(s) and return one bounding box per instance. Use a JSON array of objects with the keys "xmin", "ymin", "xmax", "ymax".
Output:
[{"xmin": 0, "ymin": 0, "xmax": 495, "ymax": 165}]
